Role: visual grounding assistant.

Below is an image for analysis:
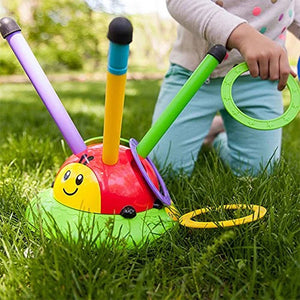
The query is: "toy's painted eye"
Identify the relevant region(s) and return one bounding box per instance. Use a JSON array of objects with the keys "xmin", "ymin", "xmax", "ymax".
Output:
[
  {"xmin": 64, "ymin": 170, "xmax": 71, "ymax": 181},
  {"xmin": 76, "ymin": 174, "xmax": 84, "ymax": 185}
]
